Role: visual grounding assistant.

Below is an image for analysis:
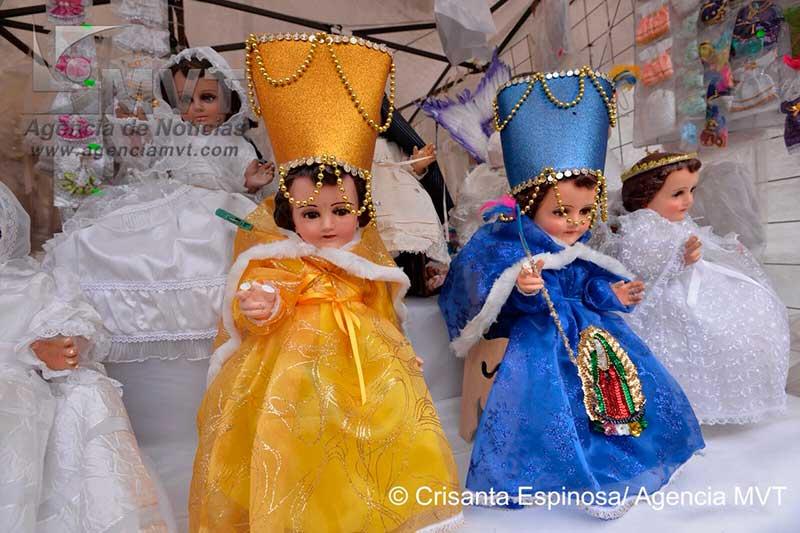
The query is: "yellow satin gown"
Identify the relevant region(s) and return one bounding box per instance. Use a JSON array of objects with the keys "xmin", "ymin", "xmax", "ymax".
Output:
[{"xmin": 189, "ymin": 202, "xmax": 462, "ymax": 532}]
